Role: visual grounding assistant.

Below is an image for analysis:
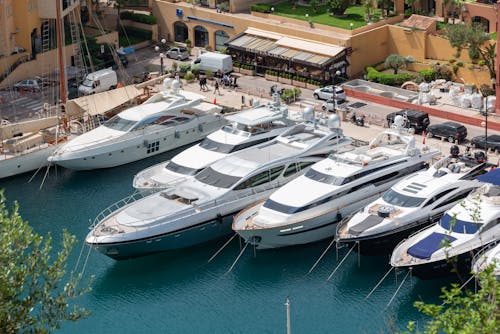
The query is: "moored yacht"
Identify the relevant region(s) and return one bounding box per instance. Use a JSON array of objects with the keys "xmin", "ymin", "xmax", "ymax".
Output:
[
  {"xmin": 86, "ymin": 115, "xmax": 352, "ymax": 259},
  {"xmin": 48, "ymin": 79, "xmax": 225, "ymax": 170},
  {"xmin": 336, "ymin": 146, "xmax": 491, "ymax": 255},
  {"xmin": 132, "ymin": 96, "xmax": 296, "ymax": 191},
  {"xmin": 472, "ymin": 242, "xmax": 500, "ymax": 280},
  {"xmin": 391, "ymin": 169, "xmax": 500, "ymax": 279},
  {"xmin": 232, "ymin": 116, "xmax": 440, "ymax": 249}
]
